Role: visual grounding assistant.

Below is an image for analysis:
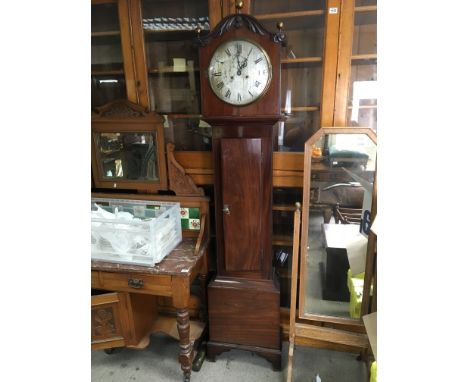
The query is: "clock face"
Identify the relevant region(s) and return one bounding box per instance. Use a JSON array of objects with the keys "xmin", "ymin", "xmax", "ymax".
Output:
[{"xmin": 208, "ymin": 39, "xmax": 272, "ymax": 106}]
